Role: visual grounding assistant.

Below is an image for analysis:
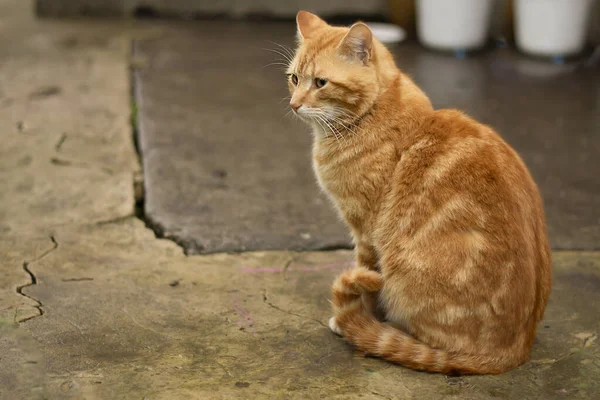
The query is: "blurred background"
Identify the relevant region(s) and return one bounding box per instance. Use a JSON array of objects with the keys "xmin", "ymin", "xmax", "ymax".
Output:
[{"xmin": 36, "ymin": 0, "xmax": 600, "ymax": 52}]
